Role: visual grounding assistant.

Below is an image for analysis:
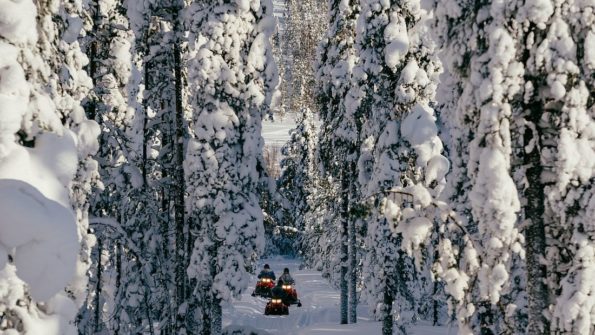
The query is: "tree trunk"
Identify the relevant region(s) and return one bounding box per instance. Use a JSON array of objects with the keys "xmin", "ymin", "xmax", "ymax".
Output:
[
  {"xmin": 382, "ymin": 288, "xmax": 393, "ymax": 335},
  {"xmin": 340, "ymin": 168, "xmax": 349, "ymax": 324},
  {"xmin": 114, "ymin": 241, "xmax": 122, "ymax": 335},
  {"xmin": 172, "ymin": 10, "xmax": 187, "ymax": 331},
  {"xmin": 478, "ymin": 301, "xmax": 495, "ymax": 335},
  {"xmin": 94, "ymin": 238, "xmax": 103, "ymax": 333},
  {"xmin": 517, "ymin": 22, "xmax": 550, "ymax": 333},
  {"xmin": 348, "ymin": 162, "xmax": 357, "ymax": 324},
  {"xmin": 523, "ymin": 105, "xmax": 549, "ymax": 334},
  {"xmin": 201, "ymin": 291, "xmax": 212, "ymax": 335},
  {"xmin": 432, "ymin": 280, "xmax": 439, "ymax": 326},
  {"xmin": 212, "ymin": 297, "xmax": 222, "ymax": 335}
]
